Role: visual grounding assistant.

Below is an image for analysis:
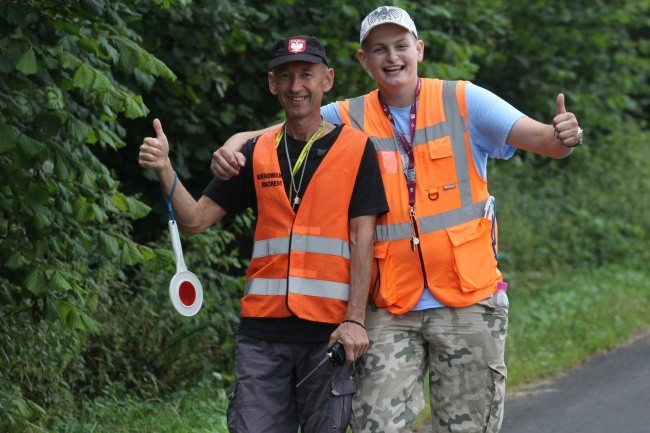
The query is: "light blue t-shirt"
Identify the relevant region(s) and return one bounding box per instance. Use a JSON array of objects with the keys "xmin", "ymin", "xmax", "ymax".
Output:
[{"xmin": 321, "ymin": 82, "xmax": 524, "ymax": 310}]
